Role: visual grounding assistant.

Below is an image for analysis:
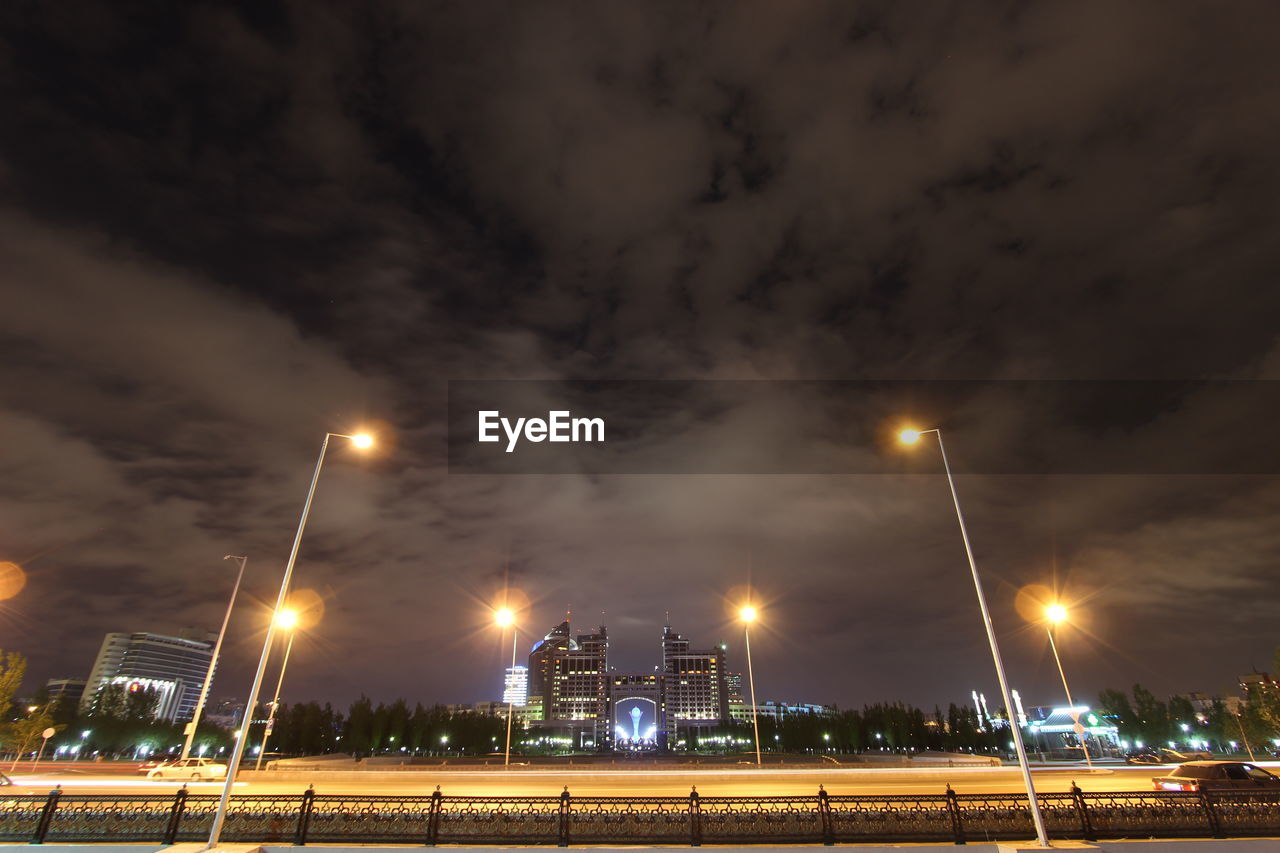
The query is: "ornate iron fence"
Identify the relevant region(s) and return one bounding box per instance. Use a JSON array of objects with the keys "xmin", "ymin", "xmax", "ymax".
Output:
[{"xmin": 6, "ymin": 784, "xmax": 1279, "ymax": 845}]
